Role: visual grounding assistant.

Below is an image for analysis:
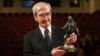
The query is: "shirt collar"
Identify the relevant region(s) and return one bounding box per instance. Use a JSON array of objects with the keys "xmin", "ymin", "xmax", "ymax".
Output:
[{"xmin": 39, "ymin": 25, "xmax": 51, "ymax": 37}]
